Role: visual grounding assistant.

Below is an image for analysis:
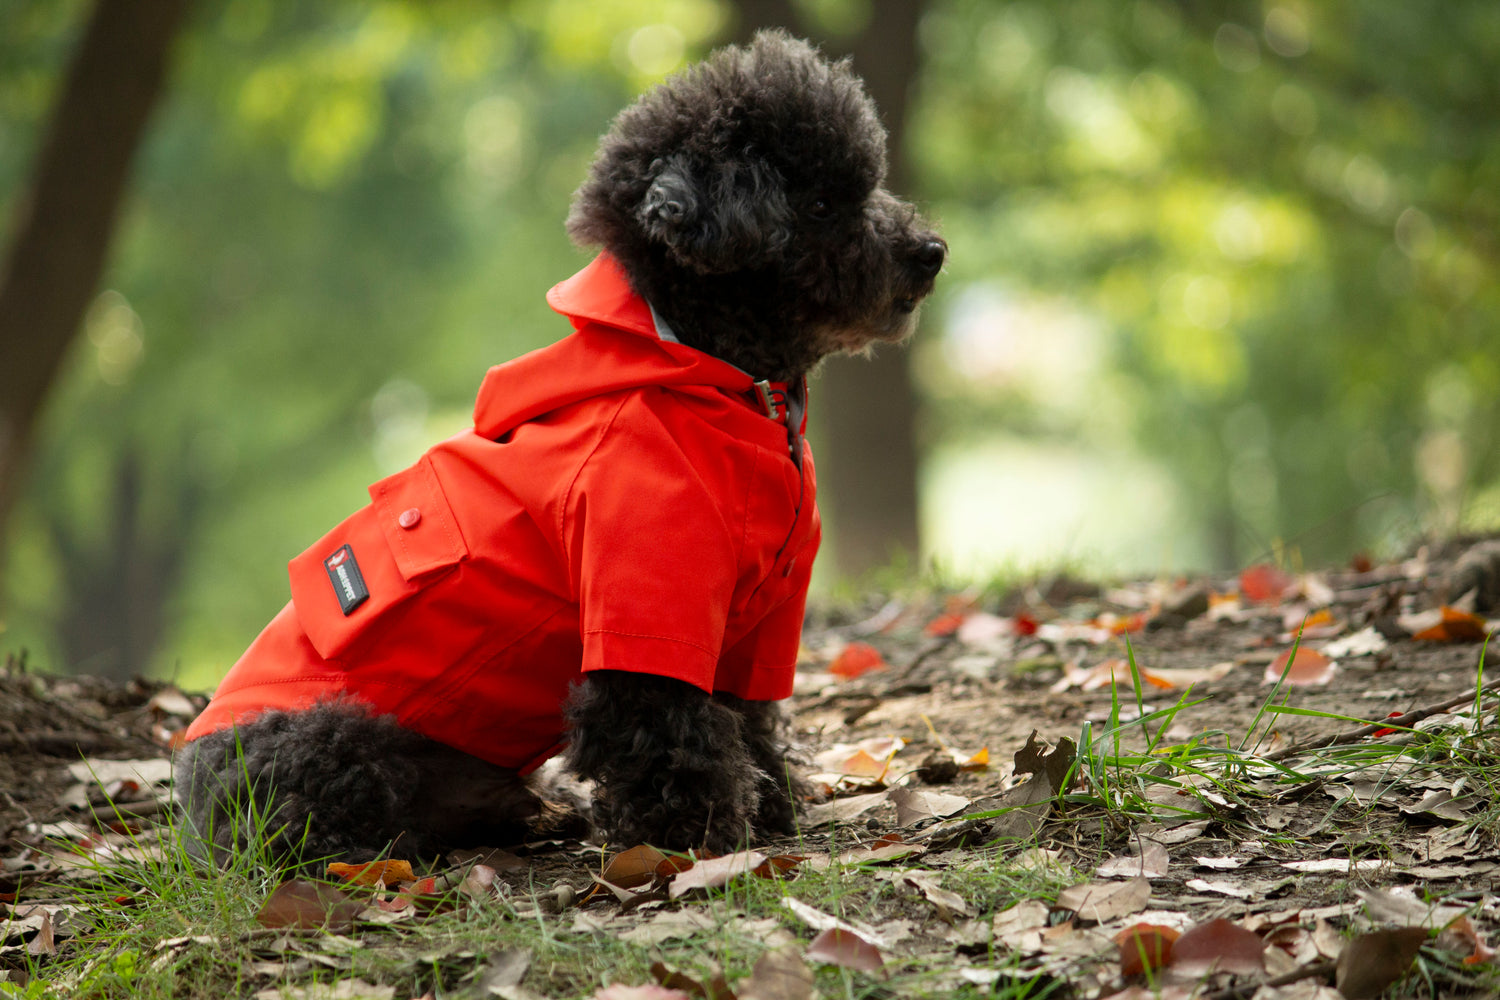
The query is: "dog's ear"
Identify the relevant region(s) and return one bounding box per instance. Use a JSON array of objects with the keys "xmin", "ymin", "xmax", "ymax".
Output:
[{"xmin": 636, "ymin": 154, "xmax": 791, "ymax": 274}]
